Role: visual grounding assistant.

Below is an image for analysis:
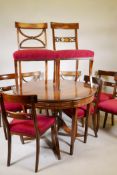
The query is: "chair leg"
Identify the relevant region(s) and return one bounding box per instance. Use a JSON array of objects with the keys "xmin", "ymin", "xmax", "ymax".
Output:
[
  {"xmin": 81, "ymin": 118, "xmax": 85, "ymax": 127},
  {"xmin": 1, "ymin": 113, "xmax": 7, "ymax": 139},
  {"xmin": 92, "ymin": 113, "xmax": 98, "ymax": 137},
  {"xmin": 56, "ymin": 110, "xmax": 63, "ymax": 131},
  {"xmin": 111, "ymin": 114, "xmax": 114, "ymax": 126},
  {"xmin": 51, "ymin": 125, "xmax": 56, "ymax": 150},
  {"xmin": 84, "ymin": 103, "xmax": 91, "ymax": 143},
  {"xmin": 46, "ymin": 109, "xmax": 49, "ymax": 116},
  {"xmin": 96, "ymin": 110, "xmax": 100, "ymax": 132},
  {"xmin": 35, "ymin": 137, "xmax": 40, "ymax": 173},
  {"xmin": 2, "ymin": 120, "xmax": 8, "ymax": 140},
  {"xmin": 103, "ymin": 112, "xmax": 108, "ymax": 128},
  {"xmin": 70, "ymin": 110, "xmax": 77, "ymax": 155},
  {"xmin": 20, "ymin": 136, "xmax": 25, "ymax": 144},
  {"xmin": 0, "ymin": 114, "xmax": 1, "ymax": 127},
  {"xmin": 57, "ymin": 110, "xmax": 63, "ymax": 131},
  {"xmin": 7, "ymin": 134, "xmax": 11, "ymax": 166},
  {"xmin": 84, "ymin": 115, "xmax": 88, "ymax": 143},
  {"xmin": 51, "ymin": 124, "xmax": 61, "ymax": 160}
]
